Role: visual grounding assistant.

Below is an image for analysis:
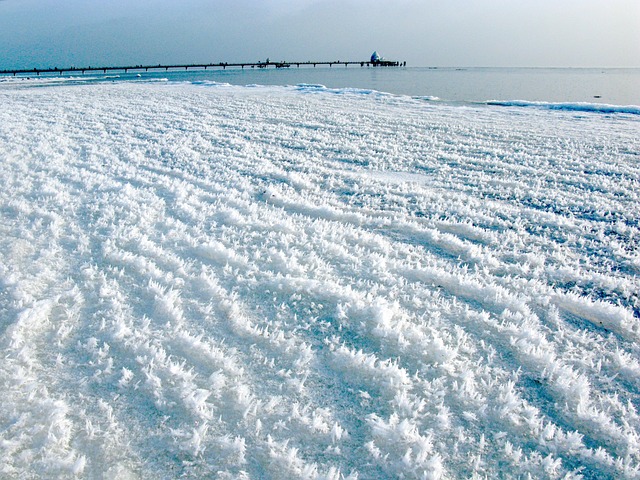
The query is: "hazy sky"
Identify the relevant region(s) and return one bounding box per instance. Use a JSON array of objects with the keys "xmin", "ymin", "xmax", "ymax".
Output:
[{"xmin": 0, "ymin": 0, "xmax": 638, "ymax": 69}]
